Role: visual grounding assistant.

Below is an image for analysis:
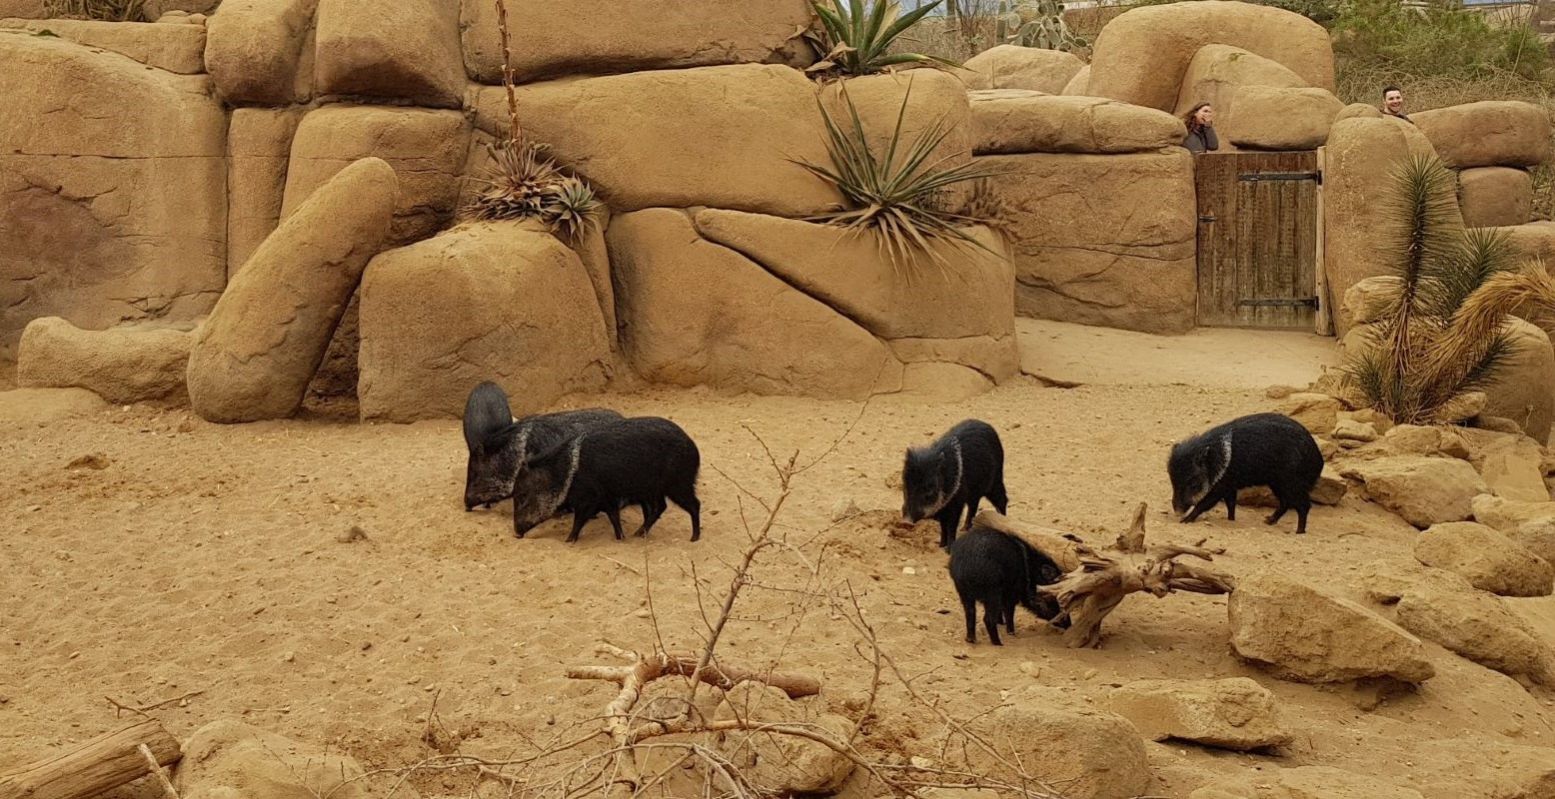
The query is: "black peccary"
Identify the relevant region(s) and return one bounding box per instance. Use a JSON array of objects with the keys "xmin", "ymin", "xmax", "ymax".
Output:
[
  {"xmin": 1168, "ymin": 412, "xmax": 1323, "ymax": 534},
  {"xmin": 511, "ymin": 416, "xmax": 702, "ymax": 543},
  {"xmin": 902, "ymin": 419, "xmax": 1009, "ymax": 548},
  {"xmin": 947, "ymin": 527, "xmax": 1065, "ymax": 646},
  {"xmin": 461, "ymin": 383, "xmax": 624, "ymax": 511}
]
